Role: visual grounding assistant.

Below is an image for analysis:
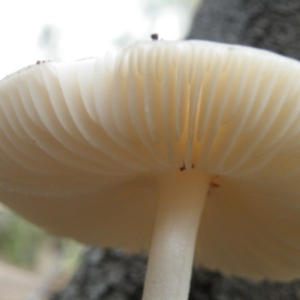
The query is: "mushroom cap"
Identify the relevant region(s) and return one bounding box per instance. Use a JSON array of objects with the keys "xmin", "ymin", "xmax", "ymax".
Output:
[{"xmin": 1, "ymin": 40, "xmax": 300, "ymax": 280}]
